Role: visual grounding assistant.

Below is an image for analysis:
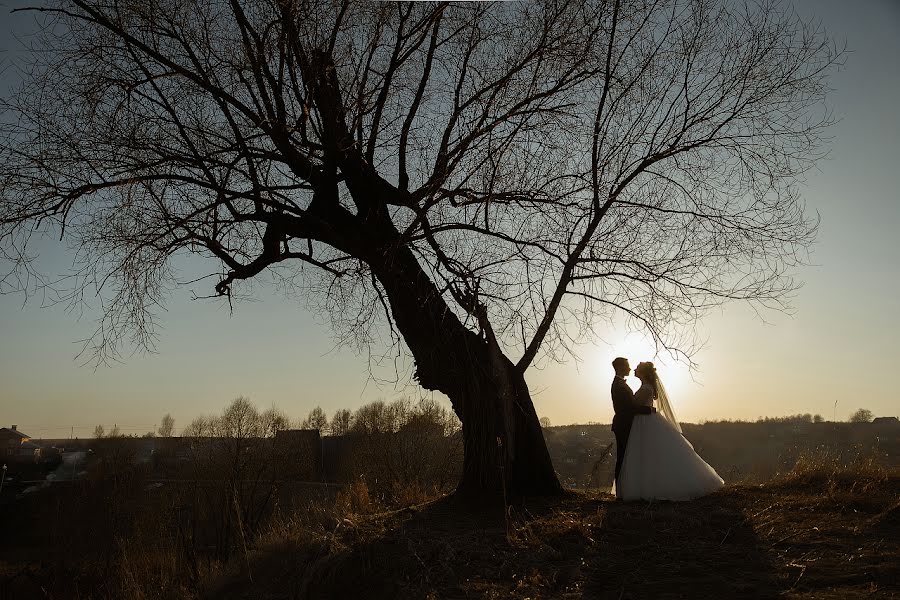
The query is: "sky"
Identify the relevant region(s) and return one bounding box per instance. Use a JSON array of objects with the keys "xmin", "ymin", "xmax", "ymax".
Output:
[{"xmin": 1, "ymin": 0, "xmax": 898, "ymax": 438}]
